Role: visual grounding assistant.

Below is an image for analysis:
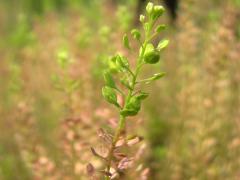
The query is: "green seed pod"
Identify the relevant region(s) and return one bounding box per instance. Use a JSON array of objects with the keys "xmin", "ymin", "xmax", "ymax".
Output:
[
  {"xmin": 127, "ymin": 97, "xmax": 141, "ymax": 111},
  {"xmin": 120, "ymin": 97, "xmax": 141, "ymax": 117},
  {"xmin": 144, "ymin": 51, "xmax": 160, "ymax": 64},
  {"xmin": 131, "ymin": 29, "xmax": 141, "ymax": 40},
  {"xmin": 102, "ymin": 86, "xmax": 120, "ymax": 108}
]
